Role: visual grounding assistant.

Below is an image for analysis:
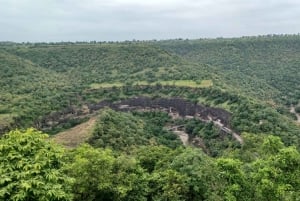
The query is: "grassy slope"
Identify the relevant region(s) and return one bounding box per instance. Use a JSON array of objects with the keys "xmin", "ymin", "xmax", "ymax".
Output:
[
  {"xmin": 52, "ymin": 117, "xmax": 97, "ymax": 148},
  {"xmin": 89, "ymin": 79, "xmax": 213, "ymax": 89}
]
